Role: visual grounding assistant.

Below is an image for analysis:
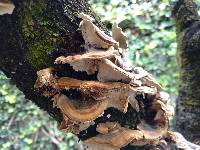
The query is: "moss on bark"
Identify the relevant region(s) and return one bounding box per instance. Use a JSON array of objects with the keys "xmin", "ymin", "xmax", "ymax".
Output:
[
  {"xmin": 0, "ymin": 0, "xmax": 98, "ymax": 122},
  {"xmin": 20, "ymin": 0, "xmax": 53, "ymax": 69}
]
